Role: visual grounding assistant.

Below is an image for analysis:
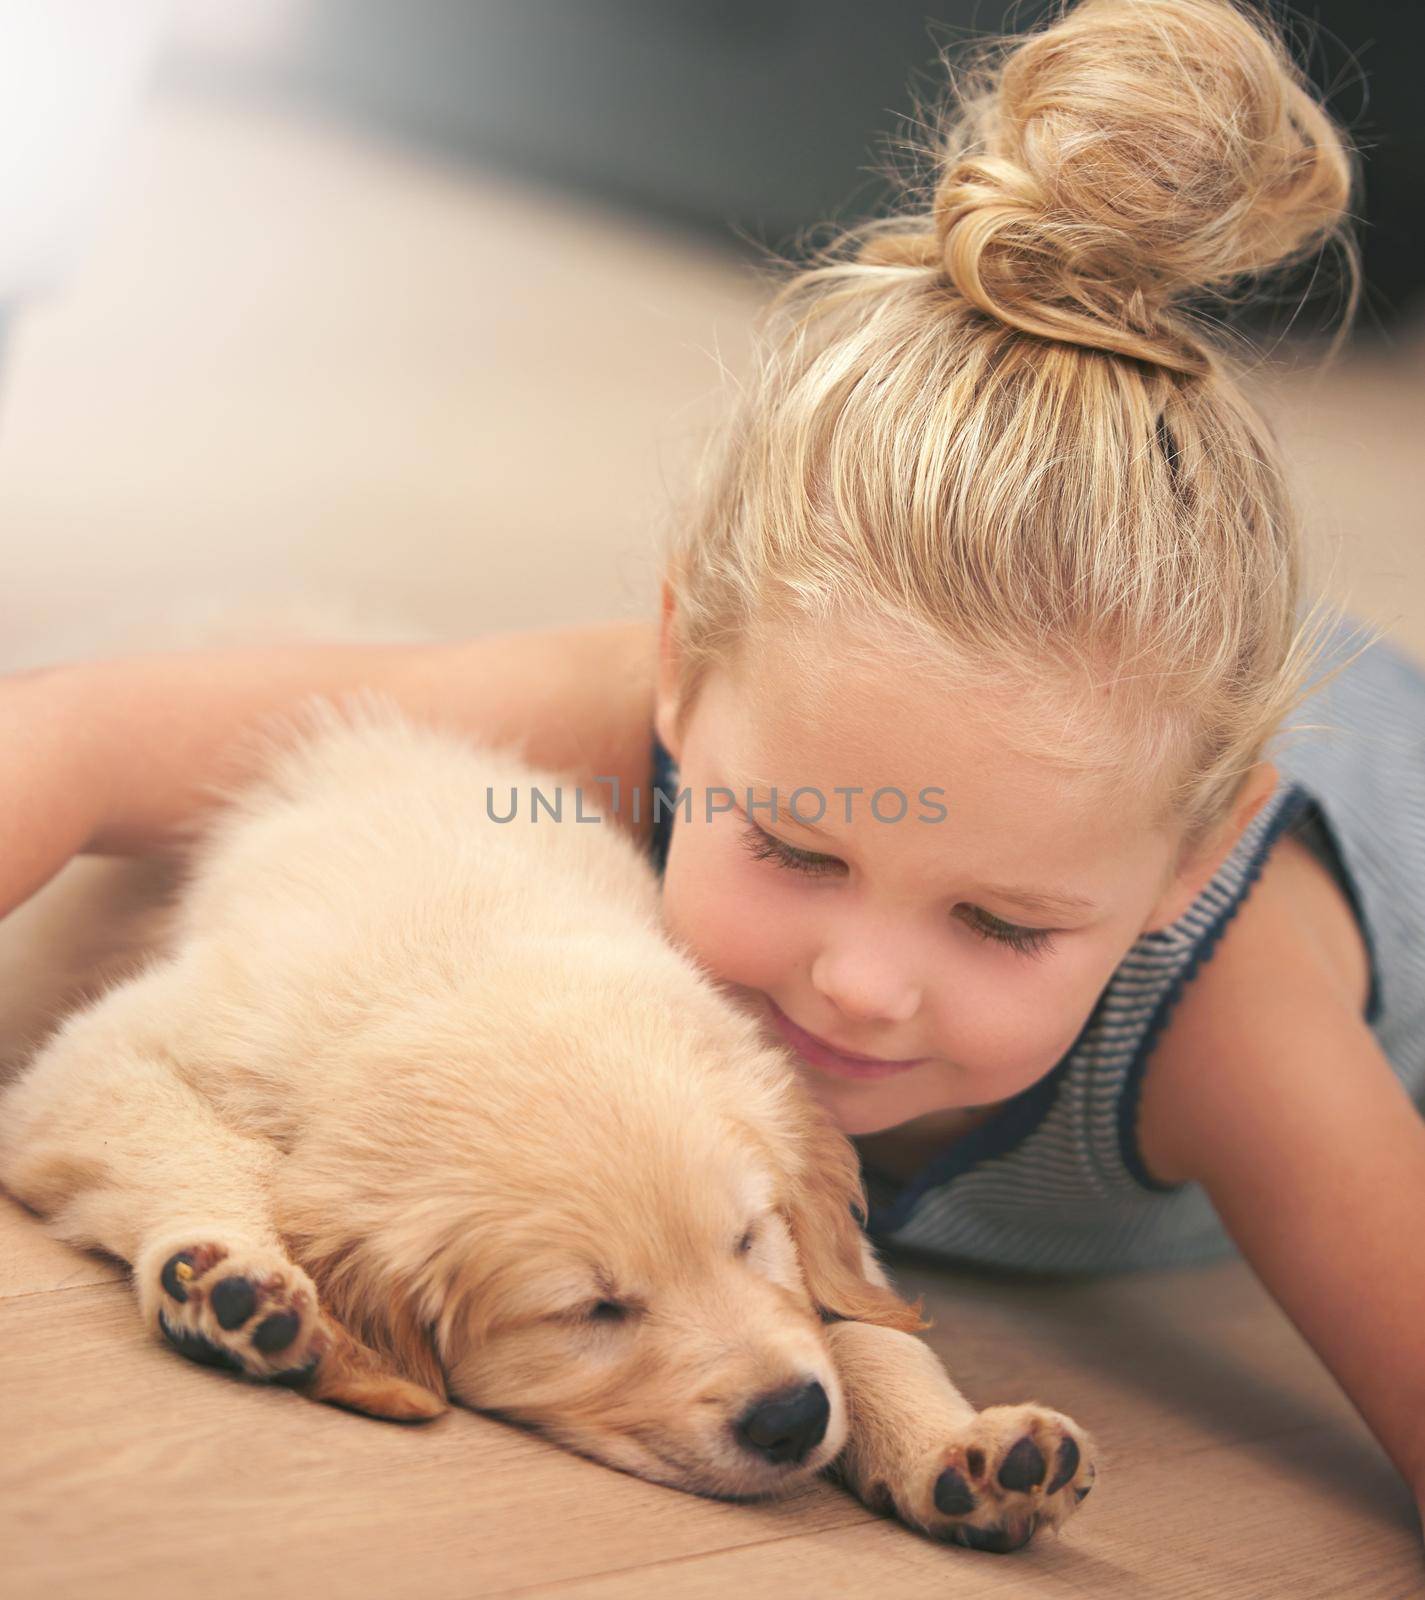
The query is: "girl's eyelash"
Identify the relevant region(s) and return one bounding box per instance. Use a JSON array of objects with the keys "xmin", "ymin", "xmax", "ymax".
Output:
[
  {"xmin": 742, "ymin": 825, "xmax": 844, "ymax": 876},
  {"xmin": 737, "ymin": 822, "xmax": 1057, "ymax": 958},
  {"xmin": 738, "ymin": 821, "xmax": 843, "ymax": 877},
  {"xmin": 957, "ymin": 906, "xmax": 1057, "ymax": 959}
]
